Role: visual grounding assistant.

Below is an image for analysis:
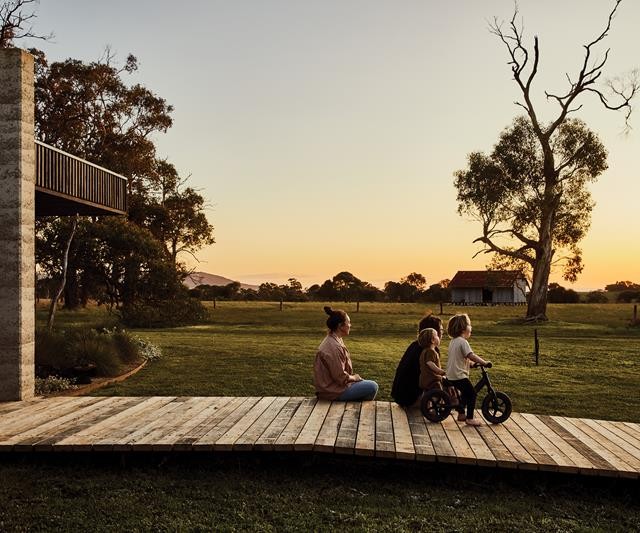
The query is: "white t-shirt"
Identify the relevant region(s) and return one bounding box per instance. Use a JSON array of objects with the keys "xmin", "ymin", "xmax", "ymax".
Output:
[{"xmin": 446, "ymin": 336, "xmax": 473, "ymax": 380}]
